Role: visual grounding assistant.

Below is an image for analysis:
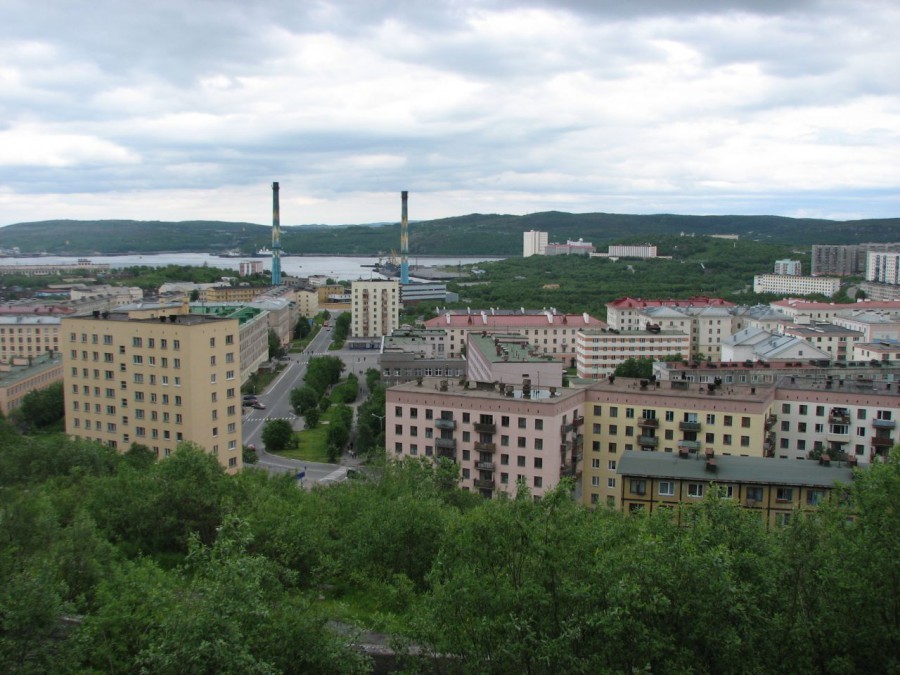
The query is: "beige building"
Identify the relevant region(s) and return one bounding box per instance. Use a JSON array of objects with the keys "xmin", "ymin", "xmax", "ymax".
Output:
[
  {"xmin": 206, "ymin": 285, "xmax": 267, "ymax": 303},
  {"xmin": 424, "ymin": 309, "xmax": 605, "ymax": 361},
  {"xmin": 616, "ymin": 450, "xmax": 853, "ymax": 528},
  {"xmin": 0, "ymin": 353, "xmax": 64, "ymax": 416},
  {"xmin": 352, "ymin": 280, "xmax": 400, "ymax": 337},
  {"xmin": 295, "ymin": 287, "xmax": 319, "ymax": 318},
  {"xmin": 62, "ymin": 309, "xmax": 243, "ymax": 472},
  {"xmin": 780, "ymin": 323, "xmax": 863, "ymax": 362},
  {"xmin": 0, "ymin": 316, "xmax": 63, "ymax": 360}
]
